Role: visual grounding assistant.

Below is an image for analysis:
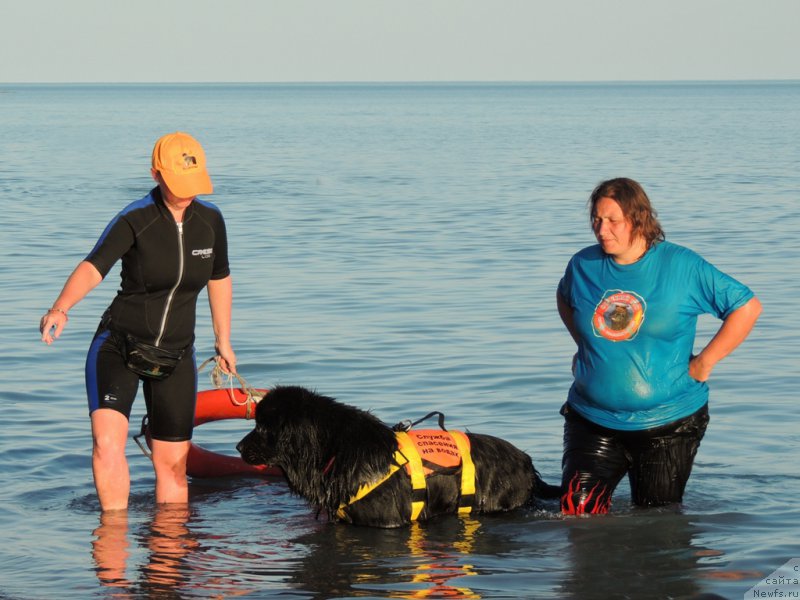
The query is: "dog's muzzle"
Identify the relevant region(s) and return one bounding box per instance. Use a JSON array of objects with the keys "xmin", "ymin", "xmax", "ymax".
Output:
[{"xmin": 236, "ymin": 435, "xmax": 257, "ymax": 464}]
